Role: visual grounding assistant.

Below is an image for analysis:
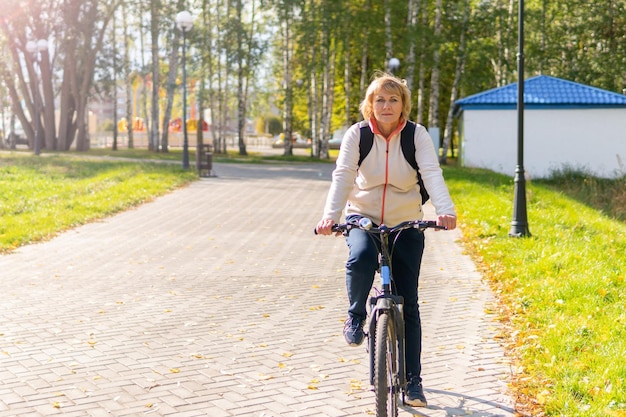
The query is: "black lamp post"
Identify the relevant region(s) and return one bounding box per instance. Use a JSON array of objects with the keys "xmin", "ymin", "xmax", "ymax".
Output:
[
  {"xmin": 176, "ymin": 11, "xmax": 193, "ymax": 169},
  {"xmin": 509, "ymin": 0, "xmax": 531, "ymax": 237},
  {"xmin": 26, "ymin": 39, "xmax": 48, "ymax": 156}
]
